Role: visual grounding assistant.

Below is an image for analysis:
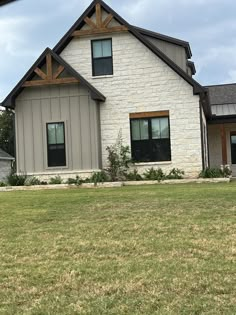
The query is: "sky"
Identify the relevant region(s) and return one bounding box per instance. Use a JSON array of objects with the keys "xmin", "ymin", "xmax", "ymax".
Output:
[{"xmin": 1, "ymin": 0, "xmax": 236, "ymax": 102}]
